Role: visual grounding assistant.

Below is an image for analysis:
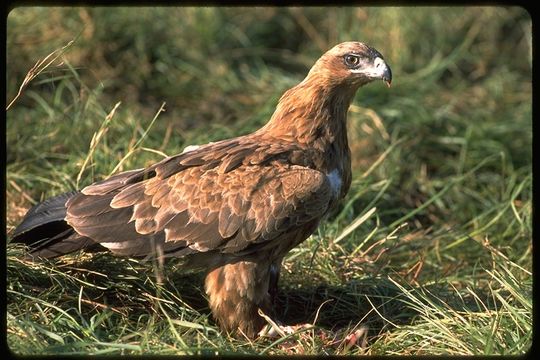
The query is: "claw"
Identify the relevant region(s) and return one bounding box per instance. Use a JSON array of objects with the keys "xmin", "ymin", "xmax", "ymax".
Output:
[
  {"xmin": 257, "ymin": 309, "xmax": 315, "ymax": 338},
  {"xmin": 258, "ymin": 308, "xmax": 289, "ymax": 337},
  {"xmin": 258, "ymin": 323, "xmax": 296, "ymax": 338}
]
